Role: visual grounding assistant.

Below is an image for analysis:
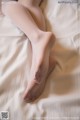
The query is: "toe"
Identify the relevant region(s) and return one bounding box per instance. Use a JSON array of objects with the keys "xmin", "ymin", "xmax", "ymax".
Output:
[{"xmin": 23, "ymin": 80, "xmax": 39, "ymax": 101}]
